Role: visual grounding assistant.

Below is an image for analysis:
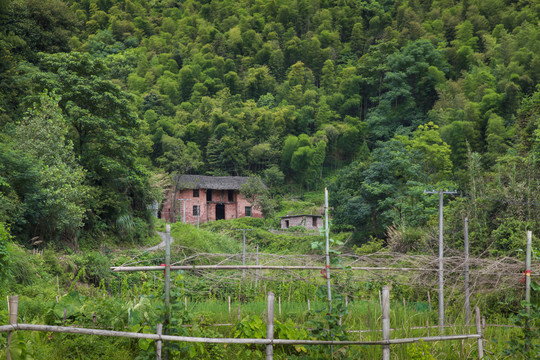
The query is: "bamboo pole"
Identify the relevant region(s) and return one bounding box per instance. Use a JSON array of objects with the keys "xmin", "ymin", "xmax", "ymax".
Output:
[
  {"xmin": 438, "ymin": 190, "xmax": 445, "ymax": 333},
  {"xmin": 156, "ymin": 323, "xmax": 163, "ymax": 360},
  {"xmin": 525, "ymin": 230, "xmax": 532, "ymax": 352},
  {"xmin": 266, "ymin": 292, "xmax": 275, "ymax": 360},
  {"xmin": 324, "ymin": 188, "xmax": 332, "ymax": 312},
  {"xmin": 165, "ymin": 225, "xmax": 171, "ymax": 324},
  {"xmin": 255, "ymin": 244, "xmax": 259, "ymax": 289},
  {"xmin": 164, "ymin": 225, "xmax": 171, "ymax": 360},
  {"xmin": 464, "ymin": 218, "xmax": 470, "ymax": 326},
  {"xmin": 235, "ymin": 229, "xmax": 252, "ymax": 278},
  {"xmin": 382, "ymin": 286, "xmax": 390, "ymax": 360},
  {"xmin": 475, "ymin": 307, "xmax": 484, "ymax": 359},
  {"xmin": 242, "ymin": 231, "xmax": 246, "ymax": 278},
  {"xmin": 0, "ymin": 323, "xmax": 482, "ymax": 345},
  {"xmin": 526, "ymin": 231, "xmax": 532, "ymax": 316},
  {"xmin": 7, "ymin": 295, "xmax": 19, "ymax": 360},
  {"xmin": 379, "ymin": 290, "xmax": 382, "ymax": 312},
  {"xmin": 111, "ymin": 265, "xmax": 444, "ymax": 272}
]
